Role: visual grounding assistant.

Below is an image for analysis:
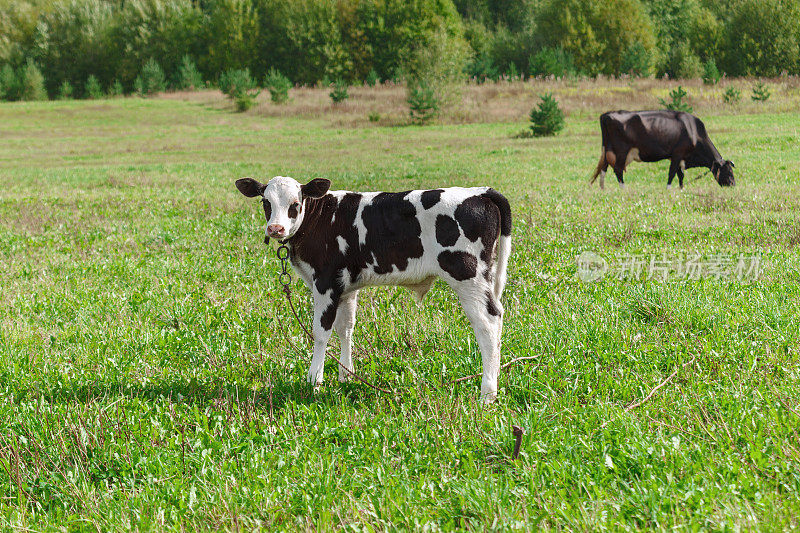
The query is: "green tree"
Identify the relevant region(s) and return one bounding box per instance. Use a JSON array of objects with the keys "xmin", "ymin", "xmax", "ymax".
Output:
[
  {"xmin": 536, "ymin": 0, "xmax": 656, "ymax": 75},
  {"xmin": 529, "ymin": 93, "xmax": 565, "ymax": 136},
  {"xmin": 138, "ymin": 58, "xmax": 167, "ymax": 96},
  {"xmin": 176, "ymin": 55, "xmax": 203, "ymax": 90},
  {"xmin": 0, "ymin": 64, "xmax": 19, "ymax": 100},
  {"xmin": 723, "ymin": 0, "xmax": 800, "ymax": 76},
  {"xmin": 85, "ymin": 74, "xmax": 103, "ymax": 99},
  {"xmin": 20, "ymin": 59, "xmax": 48, "ymax": 100}
]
